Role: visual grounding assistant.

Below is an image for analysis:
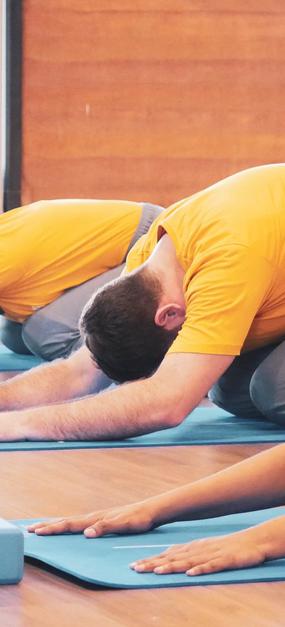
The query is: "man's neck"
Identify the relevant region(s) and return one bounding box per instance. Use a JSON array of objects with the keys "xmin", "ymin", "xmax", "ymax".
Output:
[{"xmin": 146, "ymin": 234, "xmax": 185, "ymax": 305}]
